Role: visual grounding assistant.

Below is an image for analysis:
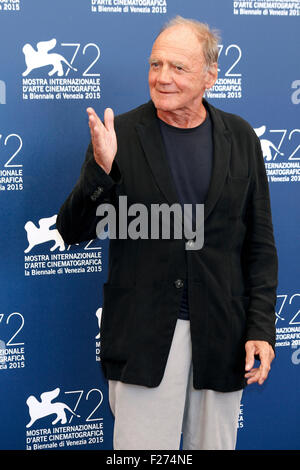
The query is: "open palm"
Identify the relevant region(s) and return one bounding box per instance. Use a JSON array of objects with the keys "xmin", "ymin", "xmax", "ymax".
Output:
[{"xmin": 87, "ymin": 107, "xmax": 117, "ymax": 174}]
